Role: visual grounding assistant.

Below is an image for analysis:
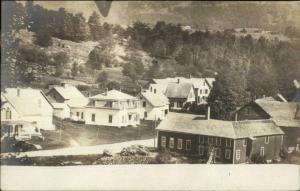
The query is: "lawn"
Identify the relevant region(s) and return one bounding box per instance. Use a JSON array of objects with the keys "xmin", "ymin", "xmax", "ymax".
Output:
[{"xmin": 28, "ymin": 120, "xmax": 156, "ymax": 150}]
